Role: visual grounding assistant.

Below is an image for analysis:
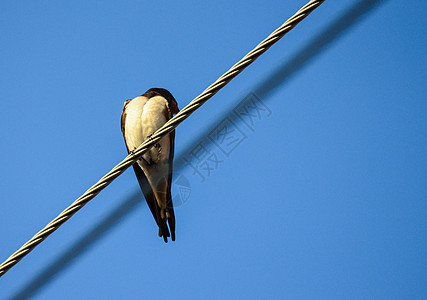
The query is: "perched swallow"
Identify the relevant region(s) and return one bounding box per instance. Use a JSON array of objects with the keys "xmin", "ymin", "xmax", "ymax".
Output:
[{"xmin": 121, "ymin": 88, "xmax": 179, "ymax": 242}]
